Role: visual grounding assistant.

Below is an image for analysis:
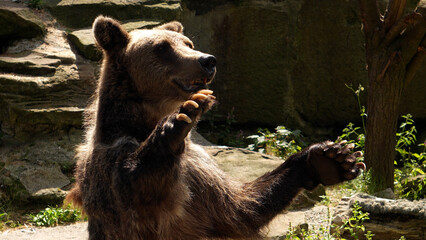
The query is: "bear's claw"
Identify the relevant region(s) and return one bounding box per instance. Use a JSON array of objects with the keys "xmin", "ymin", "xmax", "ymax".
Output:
[
  {"xmin": 183, "ymin": 100, "xmax": 199, "ymax": 109},
  {"xmin": 198, "ymin": 89, "xmax": 213, "ymax": 95},
  {"xmin": 192, "ymin": 93, "xmax": 208, "ymax": 101},
  {"xmin": 177, "ymin": 113, "xmax": 192, "ymax": 124}
]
